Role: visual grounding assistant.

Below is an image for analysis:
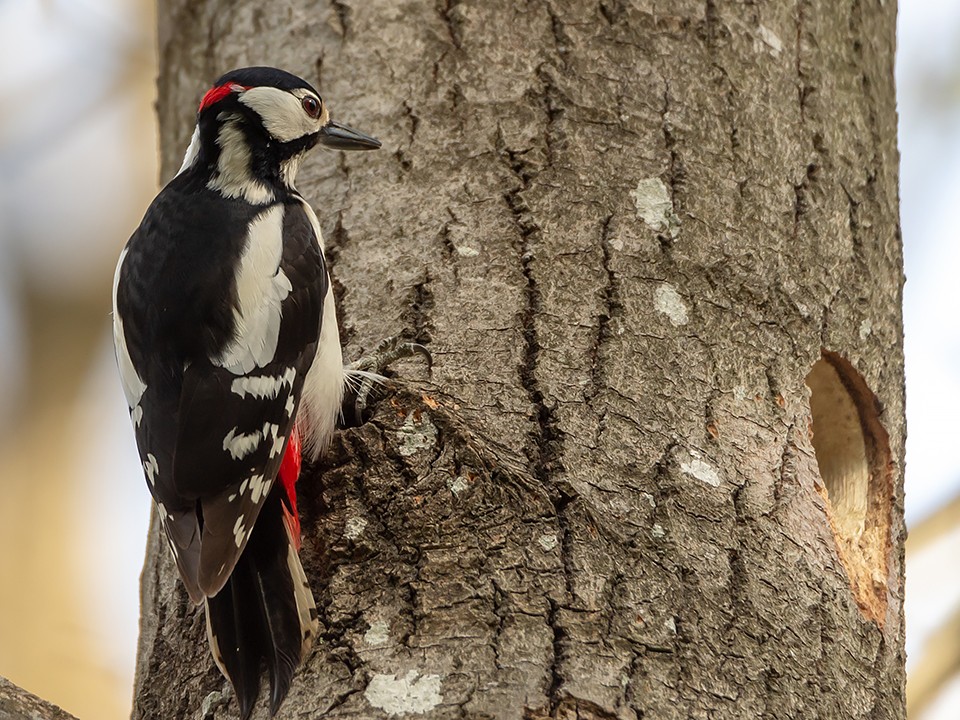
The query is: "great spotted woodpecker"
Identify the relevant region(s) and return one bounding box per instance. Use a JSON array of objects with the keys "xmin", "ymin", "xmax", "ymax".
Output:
[{"xmin": 112, "ymin": 67, "xmax": 380, "ymax": 718}]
